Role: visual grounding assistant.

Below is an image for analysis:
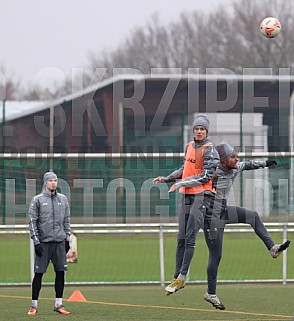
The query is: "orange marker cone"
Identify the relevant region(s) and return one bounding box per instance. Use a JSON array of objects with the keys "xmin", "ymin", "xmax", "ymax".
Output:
[{"xmin": 68, "ymin": 290, "xmax": 87, "ymax": 302}]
